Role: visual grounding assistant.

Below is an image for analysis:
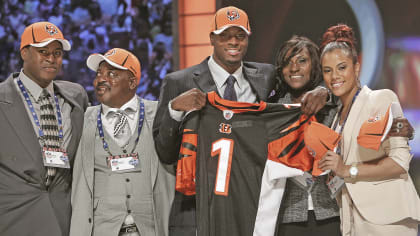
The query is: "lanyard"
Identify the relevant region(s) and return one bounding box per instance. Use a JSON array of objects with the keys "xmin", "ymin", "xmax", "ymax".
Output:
[
  {"xmin": 332, "ymin": 88, "xmax": 361, "ymax": 155},
  {"xmin": 97, "ymin": 98, "xmax": 145, "ymax": 156},
  {"xmin": 17, "ymin": 79, "xmax": 64, "ymax": 142}
]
